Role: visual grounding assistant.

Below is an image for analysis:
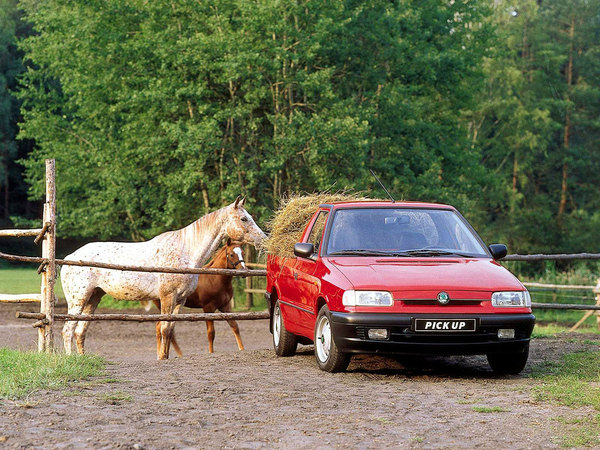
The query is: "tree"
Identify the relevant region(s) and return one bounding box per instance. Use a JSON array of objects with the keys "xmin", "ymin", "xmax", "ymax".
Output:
[
  {"xmin": 472, "ymin": 0, "xmax": 600, "ymax": 254},
  {"xmin": 17, "ymin": 0, "xmax": 493, "ymax": 240},
  {"xmin": 0, "ymin": 0, "xmax": 34, "ymax": 222}
]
